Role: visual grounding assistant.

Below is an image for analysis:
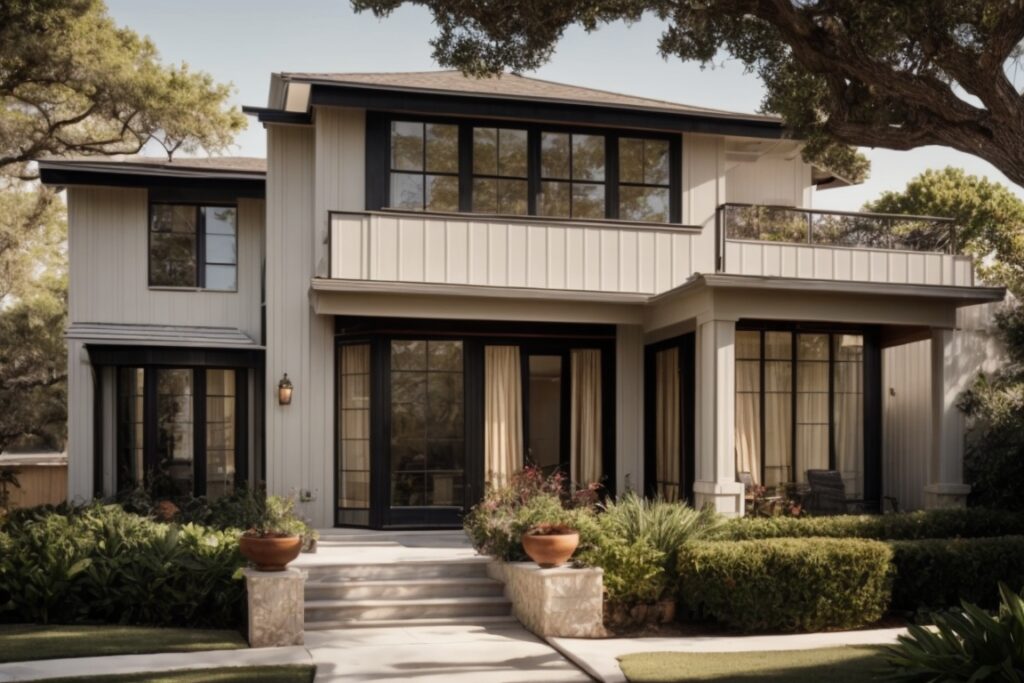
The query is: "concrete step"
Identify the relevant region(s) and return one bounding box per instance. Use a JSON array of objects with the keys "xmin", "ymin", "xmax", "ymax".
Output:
[
  {"xmin": 304, "ymin": 596, "xmax": 512, "ymax": 623},
  {"xmin": 304, "ymin": 614, "xmax": 518, "ymax": 631},
  {"xmin": 303, "ymin": 558, "xmax": 491, "ymax": 582},
  {"xmin": 305, "ymin": 577, "xmax": 505, "ymax": 601}
]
